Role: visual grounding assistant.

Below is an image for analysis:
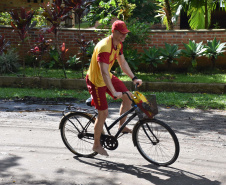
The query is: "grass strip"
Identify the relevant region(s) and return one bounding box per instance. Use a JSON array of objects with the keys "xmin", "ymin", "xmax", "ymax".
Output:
[
  {"xmin": 0, "ymin": 87, "xmax": 225, "ymax": 110},
  {"xmin": 4, "ymin": 68, "xmax": 226, "ymax": 84}
]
